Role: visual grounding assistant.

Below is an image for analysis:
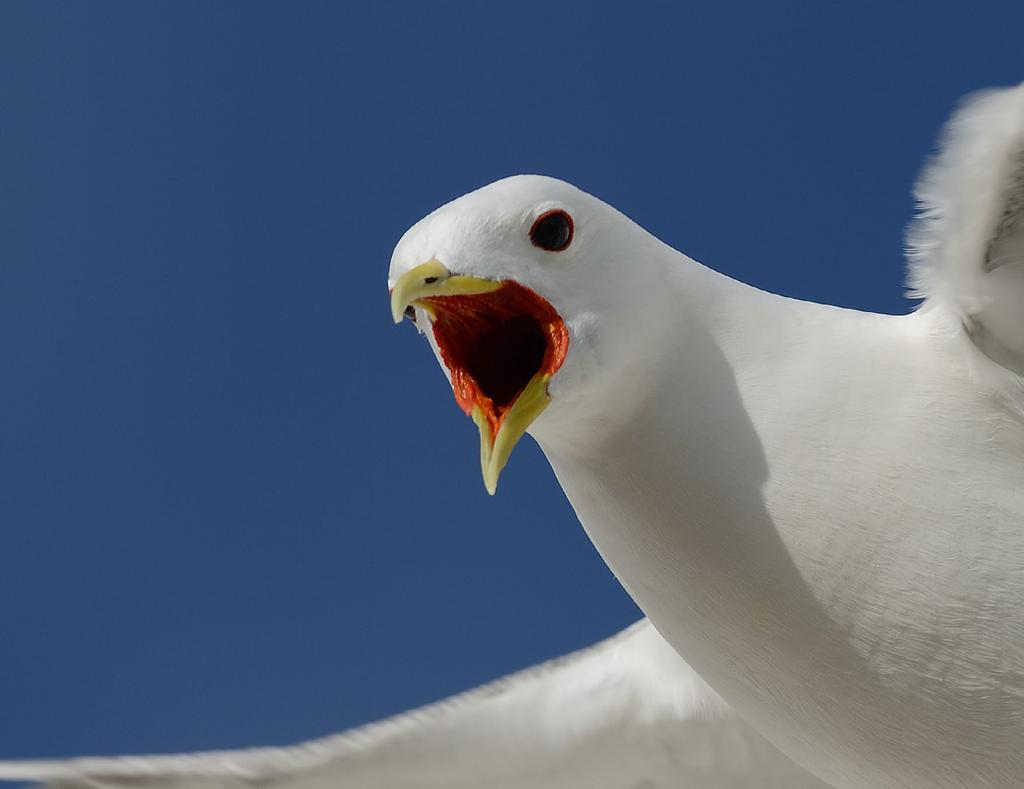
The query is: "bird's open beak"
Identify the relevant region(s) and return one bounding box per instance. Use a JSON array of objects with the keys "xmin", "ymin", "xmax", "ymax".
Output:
[{"xmin": 391, "ymin": 260, "xmax": 569, "ymax": 494}]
